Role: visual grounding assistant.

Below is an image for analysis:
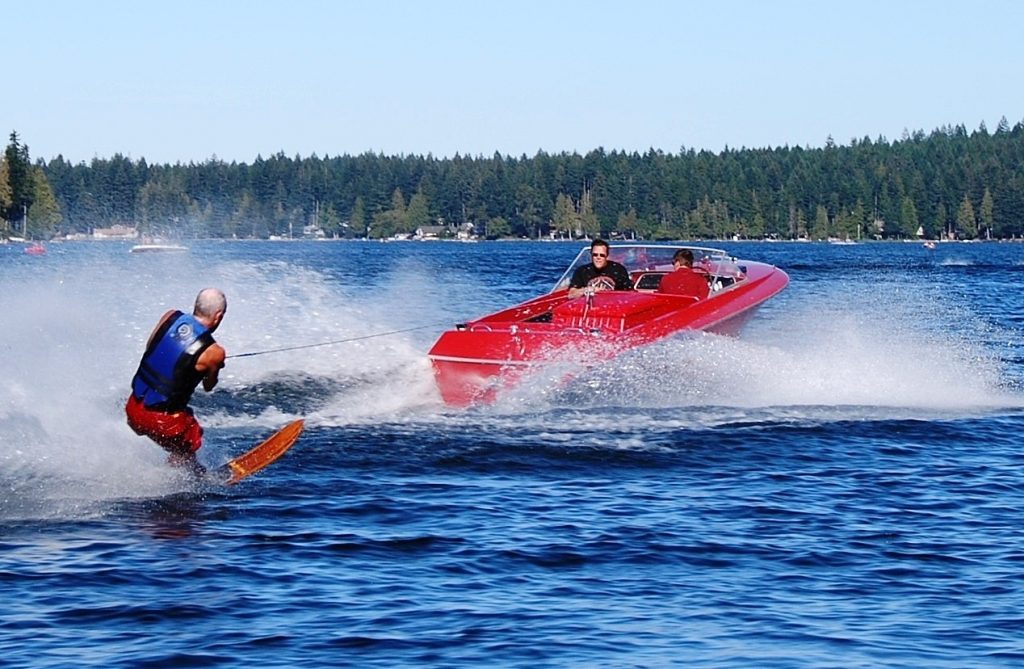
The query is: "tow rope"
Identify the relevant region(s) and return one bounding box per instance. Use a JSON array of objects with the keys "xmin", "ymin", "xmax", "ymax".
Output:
[{"xmin": 227, "ymin": 322, "xmax": 448, "ymax": 359}]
